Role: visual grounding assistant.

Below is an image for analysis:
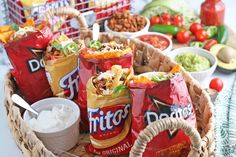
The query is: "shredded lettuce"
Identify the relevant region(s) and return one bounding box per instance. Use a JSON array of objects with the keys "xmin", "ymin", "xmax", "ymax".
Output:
[
  {"xmin": 151, "ymin": 74, "xmax": 170, "ymax": 82},
  {"xmin": 11, "ymin": 24, "xmax": 19, "ymax": 31}
]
